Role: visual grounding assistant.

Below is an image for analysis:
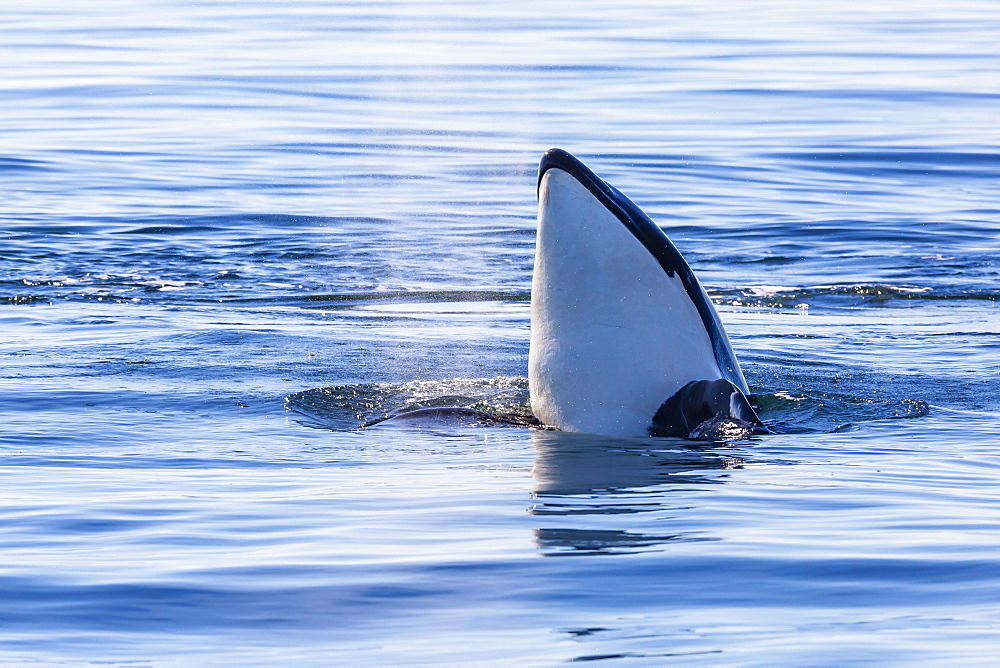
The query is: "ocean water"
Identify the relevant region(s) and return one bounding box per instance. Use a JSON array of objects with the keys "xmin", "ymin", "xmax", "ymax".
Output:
[{"xmin": 2, "ymin": 0, "xmax": 999, "ymax": 664}]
